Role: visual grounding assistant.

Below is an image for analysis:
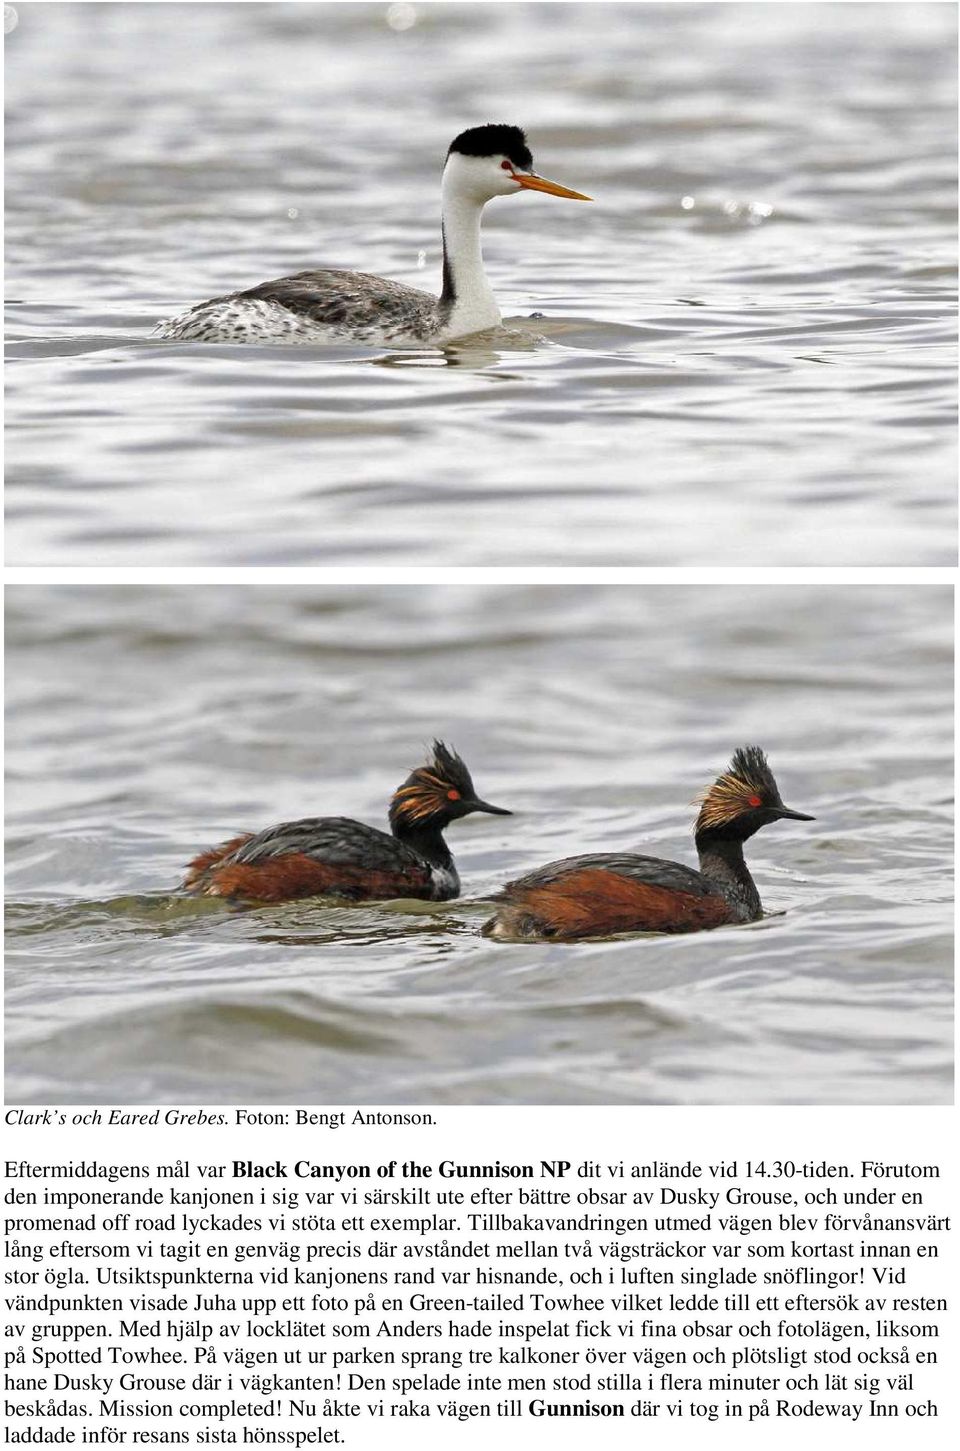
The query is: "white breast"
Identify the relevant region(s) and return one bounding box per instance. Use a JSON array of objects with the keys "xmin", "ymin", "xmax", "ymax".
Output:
[{"xmin": 429, "ymin": 863, "xmax": 461, "ymax": 900}]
